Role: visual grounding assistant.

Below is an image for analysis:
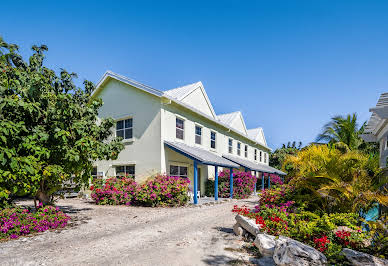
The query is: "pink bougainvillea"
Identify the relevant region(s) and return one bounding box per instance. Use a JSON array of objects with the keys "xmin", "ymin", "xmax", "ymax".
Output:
[{"xmin": 218, "ymin": 170, "xmax": 257, "ymax": 199}]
